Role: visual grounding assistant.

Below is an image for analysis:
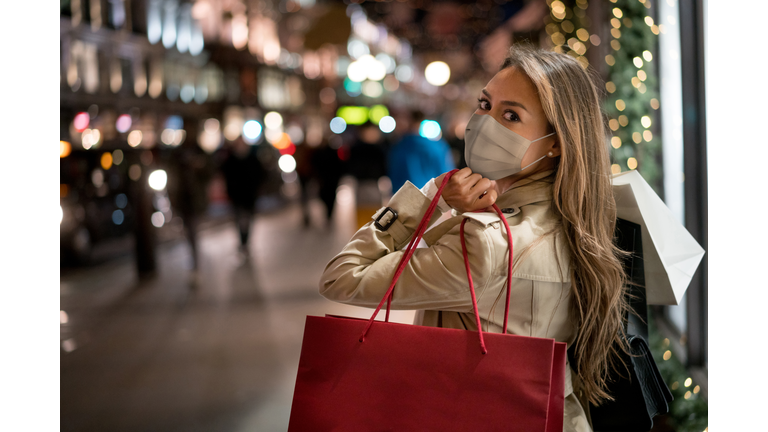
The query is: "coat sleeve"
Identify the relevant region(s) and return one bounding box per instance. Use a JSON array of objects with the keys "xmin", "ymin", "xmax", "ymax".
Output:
[{"xmin": 319, "ymin": 181, "xmax": 496, "ymax": 312}]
